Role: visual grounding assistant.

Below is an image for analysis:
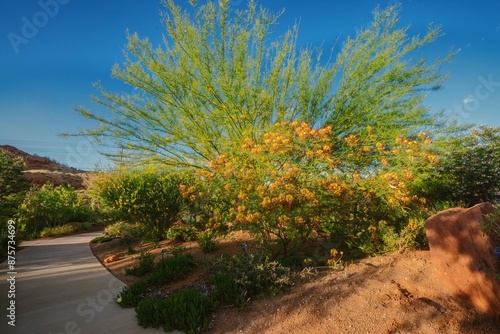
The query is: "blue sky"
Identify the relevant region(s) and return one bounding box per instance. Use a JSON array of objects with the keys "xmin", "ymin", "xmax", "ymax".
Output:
[{"xmin": 1, "ymin": 0, "xmax": 499, "ymax": 171}]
